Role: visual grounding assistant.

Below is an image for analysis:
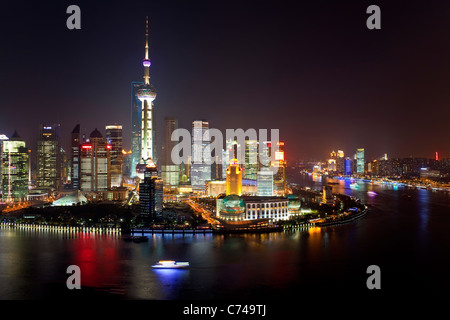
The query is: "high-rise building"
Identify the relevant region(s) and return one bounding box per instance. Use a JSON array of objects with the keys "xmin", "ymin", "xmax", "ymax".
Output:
[
  {"xmin": 226, "ymin": 158, "xmax": 242, "ymax": 196},
  {"xmin": 80, "ymin": 129, "xmax": 111, "ymax": 192},
  {"xmin": 71, "ymin": 124, "xmax": 81, "ymax": 189},
  {"xmin": 136, "ymin": 17, "xmax": 157, "ymax": 169},
  {"xmin": 0, "ymin": 134, "xmax": 9, "ymax": 199},
  {"xmin": 191, "ymin": 120, "xmax": 211, "ymax": 191},
  {"xmin": 1, "ymin": 131, "xmax": 29, "ymax": 202},
  {"xmin": 36, "ymin": 124, "xmax": 61, "ymax": 191},
  {"xmin": 139, "ymin": 161, "xmax": 163, "ymax": 220},
  {"xmin": 356, "ymin": 148, "xmax": 365, "ymax": 175},
  {"xmin": 336, "ymin": 150, "xmax": 344, "ymax": 174},
  {"xmin": 130, "ymin": 81, "xmax": 143, "ymax": 177},
  {"xmin": 256, "ymin": 167, "xmax": 274, "ymax": 196},
  {"xmin": 344, "ymin": 157, "xmax": 352, "ymax": 176},
  {"xmin": 161, "ymin": 117, "xmax": 179, "ymax": 189},
  {"xmin": 273, "ymin": 141, "xmax": 286, "ymax": 196},
  {"xmin": 106, "ymin": 125, "xmax": 123, "ymax": 187},
  {"xmin": 222, "ymin": 139, "xmax": 241, "ymax": 179},
  {"xmin": 244, "ymin": 140, "xmax": 258, "ymax": 180}
]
